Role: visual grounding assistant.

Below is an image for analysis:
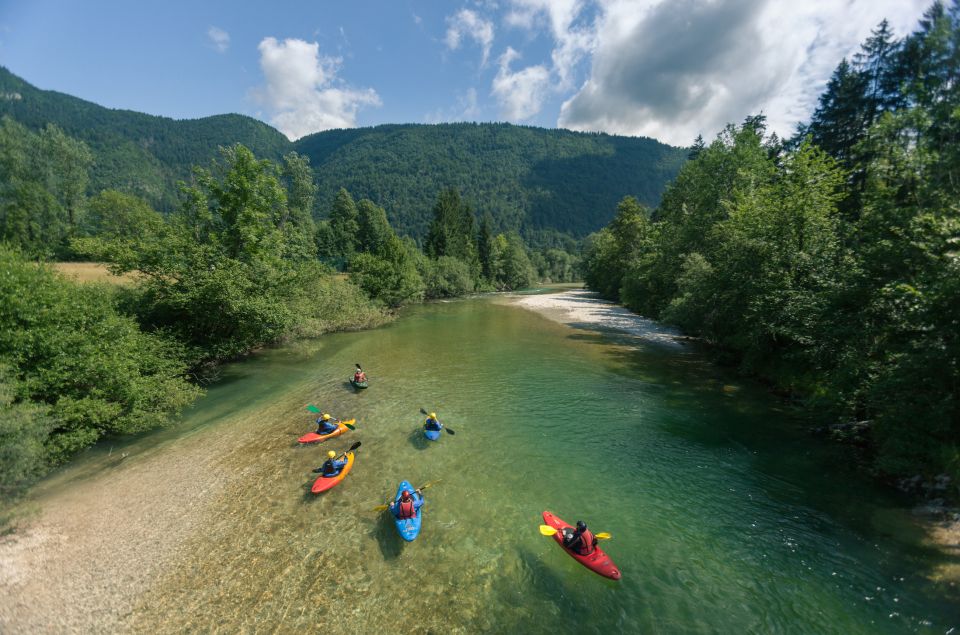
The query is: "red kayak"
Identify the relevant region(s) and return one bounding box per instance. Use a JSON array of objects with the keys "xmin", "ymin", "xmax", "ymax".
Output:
[
  {"xmin": 311, "ymin": 452, "xmax": 355, "ymax": 494},
  {"xmin": 542, "ymin": 511, "xmax": 621, "ymax": 580},
  {"xmin": 298, "ymin": 419, "xmax": 355, "ymax": 444}
]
